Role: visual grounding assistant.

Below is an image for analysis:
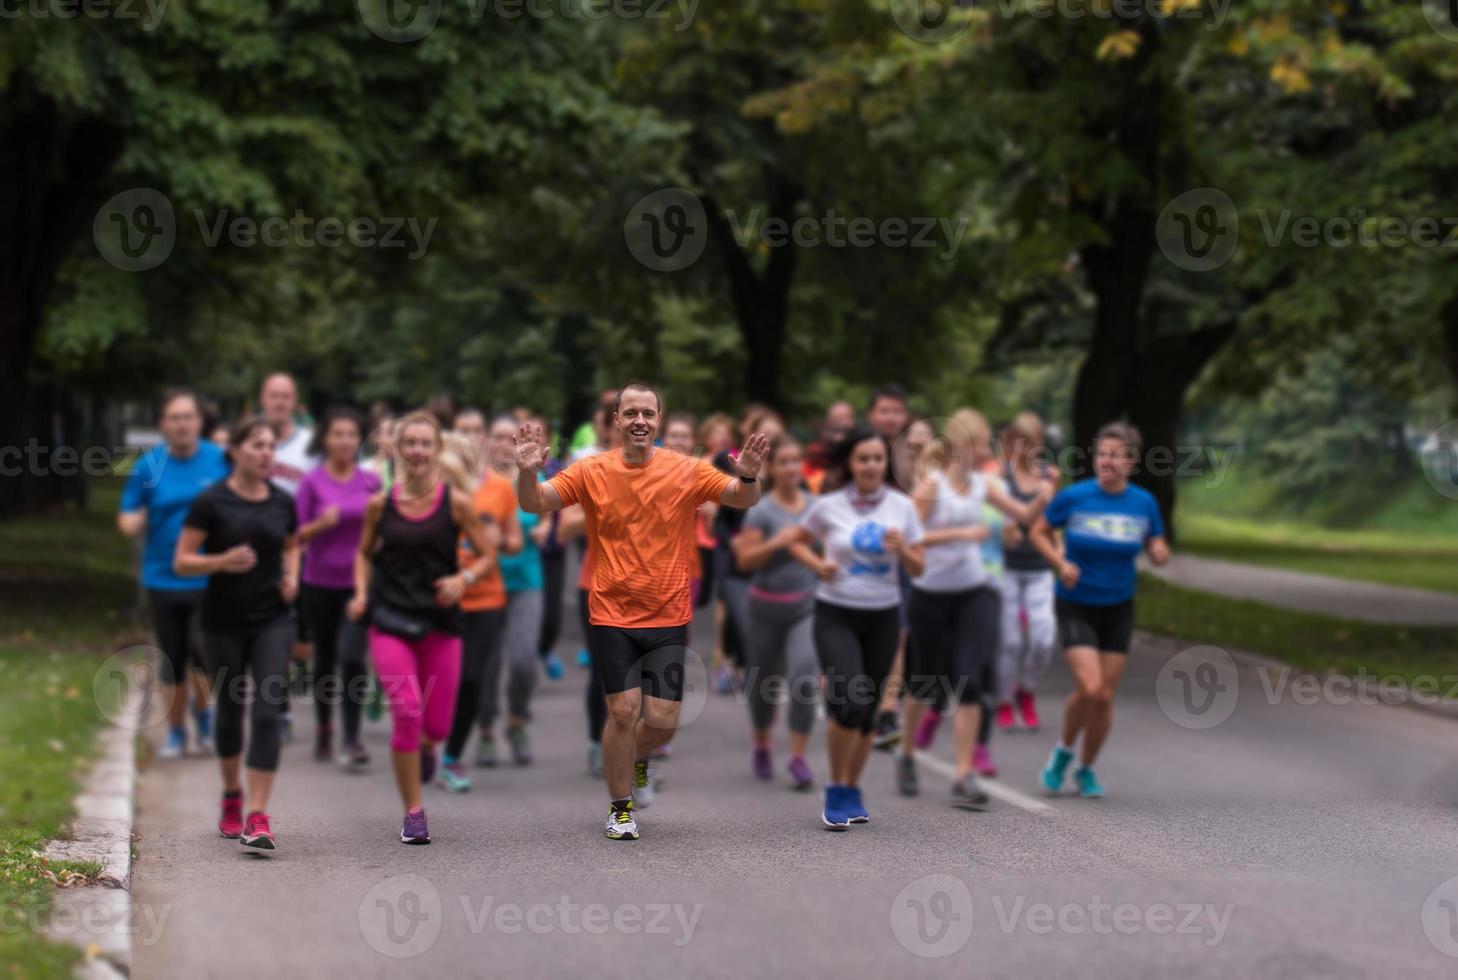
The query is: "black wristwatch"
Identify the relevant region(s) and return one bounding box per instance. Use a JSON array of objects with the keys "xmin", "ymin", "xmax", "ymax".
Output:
[{"xmin": 740, "ymin": 474, "xmax": 758, "ymax": 484}]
